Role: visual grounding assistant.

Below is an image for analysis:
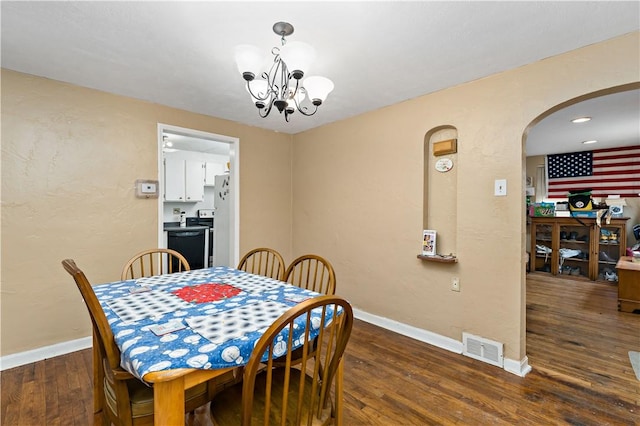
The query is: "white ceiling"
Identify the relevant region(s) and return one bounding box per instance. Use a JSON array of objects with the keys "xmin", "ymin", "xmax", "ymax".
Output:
[
  {"xmin": 2, "ymin": 1, "xmax": 639, "ymax": 155},
  {"xmin": 163, "ymin": 130, "xmax": 230, "ymax": 156},
  {"xmin": 526, "ymin": 88, "xmax": 640, "ymax": 156}
]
